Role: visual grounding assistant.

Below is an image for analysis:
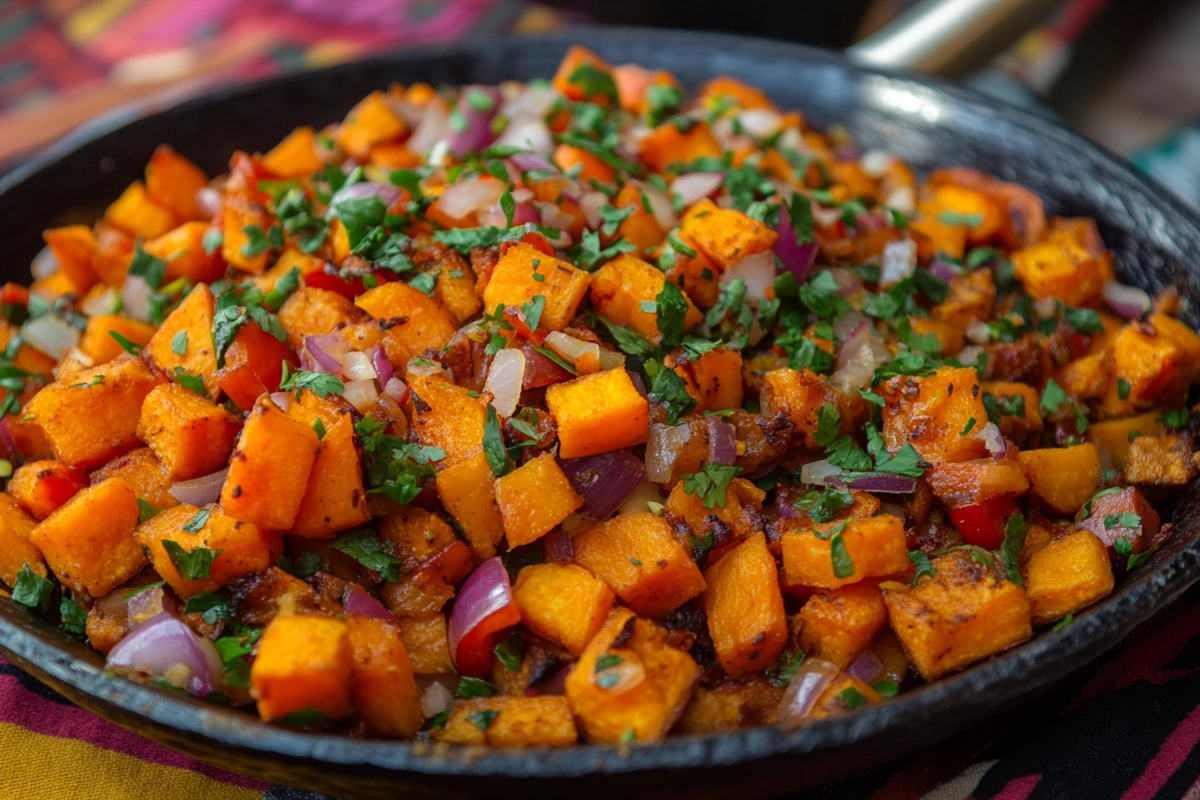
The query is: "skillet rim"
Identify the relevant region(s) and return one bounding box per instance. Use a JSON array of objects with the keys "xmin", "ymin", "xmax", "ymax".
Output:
[{"xmin": 2, "ymin": 25, "xmax": 1200, "ymax": 782}]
